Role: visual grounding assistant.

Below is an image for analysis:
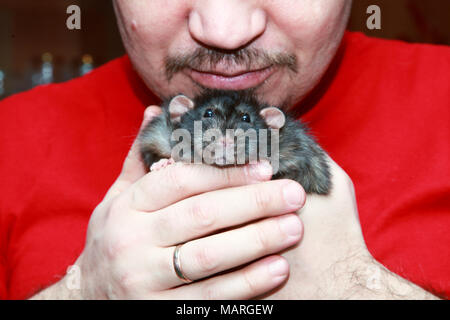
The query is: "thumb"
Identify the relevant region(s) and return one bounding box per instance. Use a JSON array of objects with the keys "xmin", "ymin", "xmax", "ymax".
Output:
[{"xmin": 105, "ymin": 105, "xmax": 163, "ymax": 200}]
